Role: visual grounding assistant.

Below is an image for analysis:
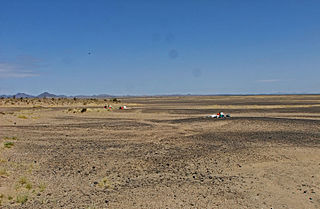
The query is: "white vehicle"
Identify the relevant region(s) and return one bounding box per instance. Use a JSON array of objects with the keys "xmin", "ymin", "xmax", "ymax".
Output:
[{"xmin": 208, "ymin": 112, "xmax": 230, "ymax": 118}]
